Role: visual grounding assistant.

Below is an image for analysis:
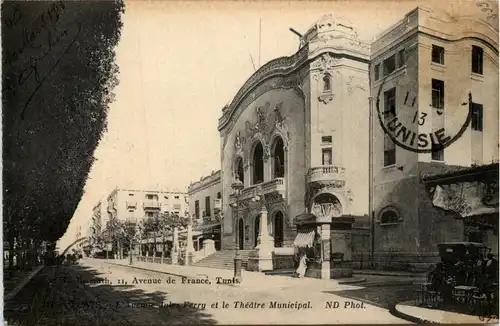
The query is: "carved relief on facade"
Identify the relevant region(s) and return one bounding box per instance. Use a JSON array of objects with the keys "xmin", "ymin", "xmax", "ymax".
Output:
[
  {"xmin": 346, "ymin": 75, "xmax": 367, "ymax": 95},
  {"xmin": 306, "ymin": 181, "xmax": 347, "ymax": 212},
  {"xmin": 477, "ymin": 1, "xmax": 498, "ymax": 21},
  {"xmin": 311, "ymin": 53, "xmax": 341, "ymax": 72}
]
